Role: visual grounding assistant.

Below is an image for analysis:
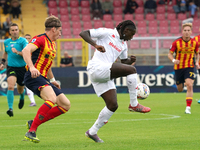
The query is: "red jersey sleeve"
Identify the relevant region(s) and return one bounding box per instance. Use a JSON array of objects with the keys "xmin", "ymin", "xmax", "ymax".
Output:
[
  {"xmin": 30, "ymin": 36, "xmax": 45, "ymax": 48},
  {"xmin": 195, "ymin": 41, "xmax": 199, "ymax": 53},
  {"xmin": 169, "ymin": 40, "xmax": 177, "ymax": 53}
]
